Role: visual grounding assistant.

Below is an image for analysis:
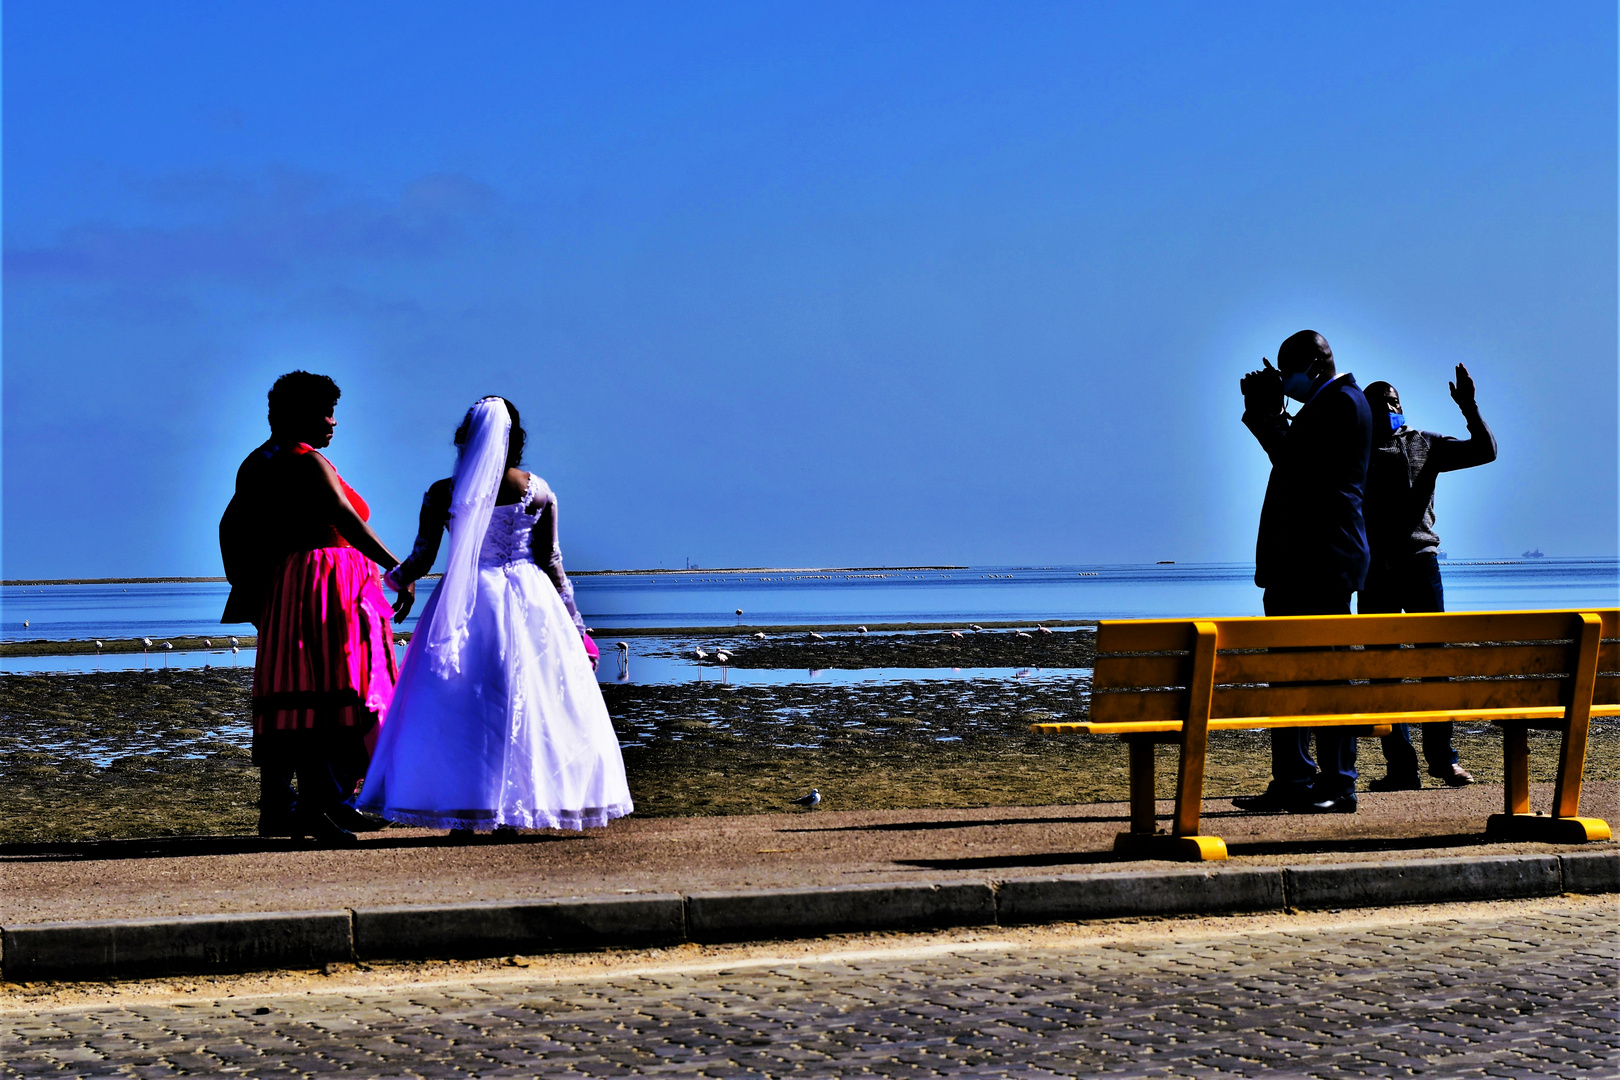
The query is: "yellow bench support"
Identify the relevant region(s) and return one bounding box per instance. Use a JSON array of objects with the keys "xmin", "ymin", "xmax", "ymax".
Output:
[{"xmin": 1034, "ymin": 608, "xmax": 1616, "ymax": 860}]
